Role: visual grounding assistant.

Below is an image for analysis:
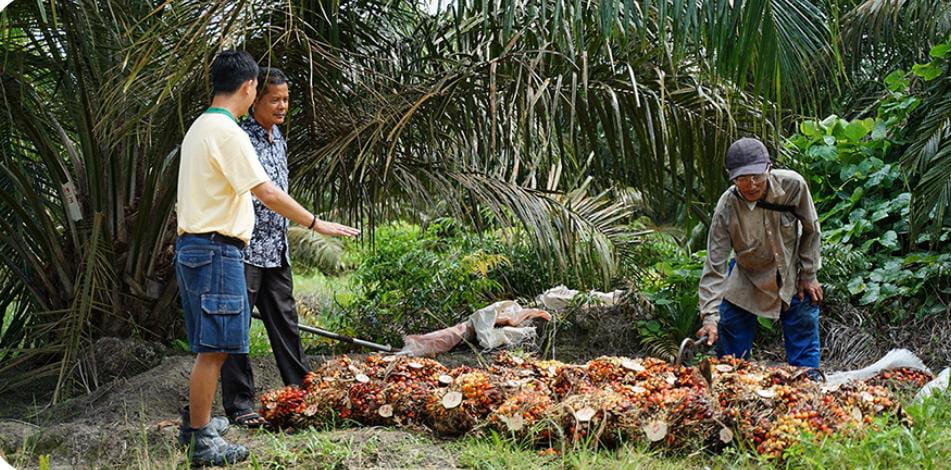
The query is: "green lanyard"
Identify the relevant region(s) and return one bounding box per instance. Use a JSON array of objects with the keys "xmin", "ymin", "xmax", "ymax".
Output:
[{"xmin": 204, "ymin": 107, "xmax": 238, "ymax": 124}]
